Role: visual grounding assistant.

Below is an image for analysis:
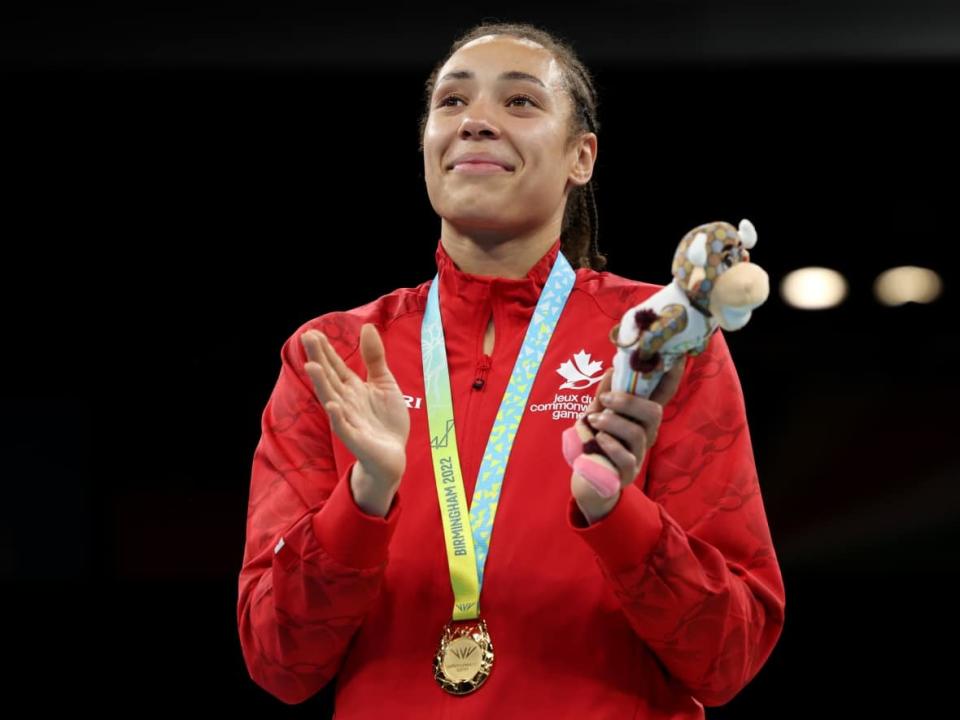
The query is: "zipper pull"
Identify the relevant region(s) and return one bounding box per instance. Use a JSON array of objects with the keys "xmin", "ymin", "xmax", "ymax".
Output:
[{"xmin": 473, "ymin": 355, "xmax": 492, "ymax": 390}]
